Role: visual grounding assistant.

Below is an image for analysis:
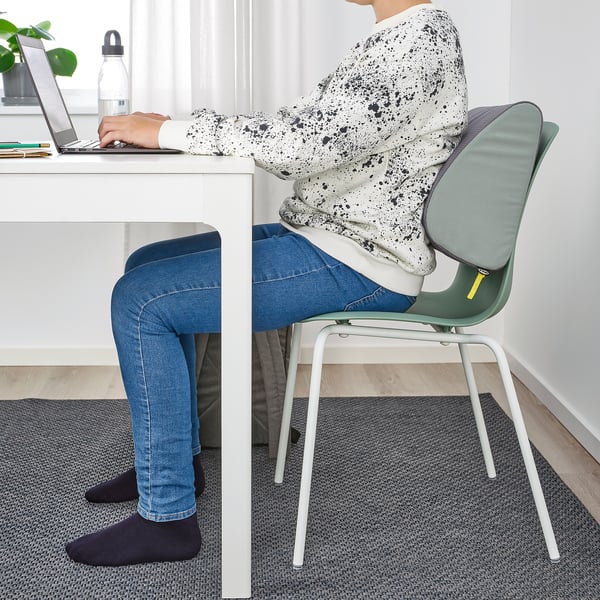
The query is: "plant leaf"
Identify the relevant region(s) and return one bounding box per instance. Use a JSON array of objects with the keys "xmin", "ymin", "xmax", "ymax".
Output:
[
  {"xmin": 0, "ymin": 43, "xmax": 15, "ymax": 72},
  {"xmin": 0, "ymin": 18, "xmax": 17, "ymax": 40},
  {"xmin": 16, "ymin": 27, "xmax": 39, "ymax": 39},
  {"xmin": 5, "ymin": 33, "xmax": 19, "ymax": 54},
  {"xmin": 32, "ymin": 24, "xmax": 54, "ymax": 41},
  {"xmin": 46, "ymin": 48, "xmax": 77, "ymax": 77}
]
